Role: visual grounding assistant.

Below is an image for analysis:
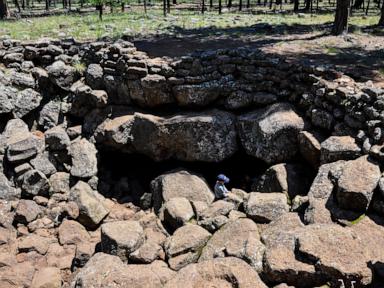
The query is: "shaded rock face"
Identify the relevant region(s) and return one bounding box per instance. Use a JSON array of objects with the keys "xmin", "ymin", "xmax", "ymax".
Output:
[
  {"xmin": 237, "ymin": 103, "xmax": 305, "ymax": 164},
  {"xmin": 94, "ymin": 110, "xmax": 238, "ymax": 162},
  {"xmin": 2, "ymin": 39, "xmax": 384, "ymax": 288}
]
